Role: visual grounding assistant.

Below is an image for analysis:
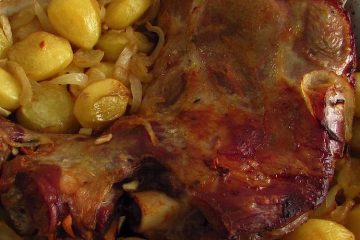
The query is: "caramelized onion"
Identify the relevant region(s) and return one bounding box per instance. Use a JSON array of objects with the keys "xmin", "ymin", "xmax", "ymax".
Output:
[{"xmin": 130, "ymin": 53, "xmax": 153, "ymax": 83}]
